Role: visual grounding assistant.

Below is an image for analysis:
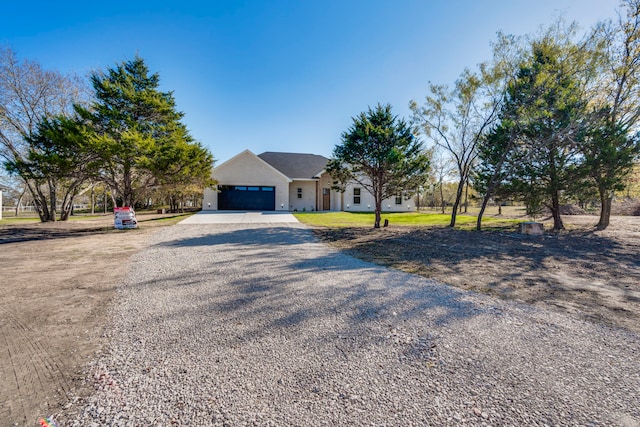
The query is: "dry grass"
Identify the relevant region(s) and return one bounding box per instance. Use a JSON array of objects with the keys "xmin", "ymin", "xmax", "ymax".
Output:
[{"xmin": 313, "ymin": 215, "xmax": 640, "ymax": 333}]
